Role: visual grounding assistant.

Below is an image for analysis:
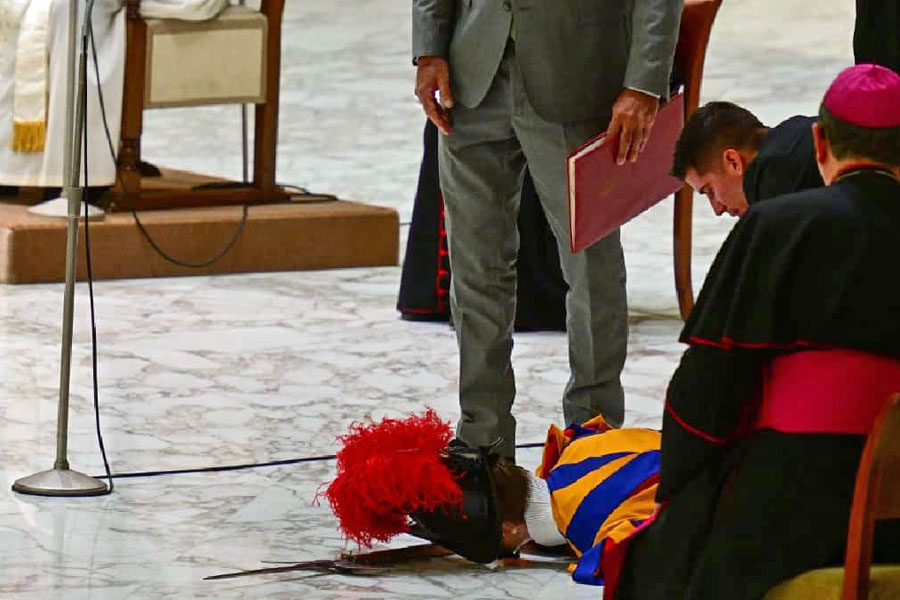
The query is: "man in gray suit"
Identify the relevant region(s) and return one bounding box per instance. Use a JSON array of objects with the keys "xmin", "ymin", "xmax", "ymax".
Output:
[{"xmin": 413, "ymin": 0, "xmax": 682, "ymax": 459}]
